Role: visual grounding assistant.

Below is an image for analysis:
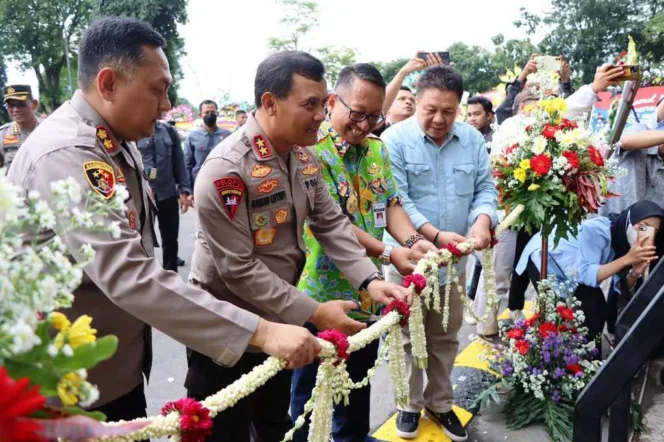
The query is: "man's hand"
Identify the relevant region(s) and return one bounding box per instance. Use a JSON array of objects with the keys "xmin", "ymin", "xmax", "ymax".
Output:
[
  {"xmin": 309, "ymin": 300, "xmax": 367, "ymax": 335},
  {"xmin": 179, "ymin": 193, "xmax": 194, "ymax": 214},
  {"xmin": 398, "ymin": 52, "xmax": 444, "ymax": 78},
  {"xmin": 390, "ymin": 247, "xmax": 422, "ymax": 275},
  {"xmin": 559, "ymin": 57, "xmax": 571, "ymax": 83},
  {"xmin": 434, "ymin": 231, "xmax": 467, "ymax": 248},
  {"xmin": 251, "ymin": 319, "xmax": 321, "ymax": 369},
  {"xmin": 518, "ymin": 57, "xmax": 538, "ymax": 83},
  {"xmin": 468, "ymin": 214, "xmax": 492, "ymax": 251},
  {"xmin": 591, "ymin": 64, "xmax": 625, "ymax": 94},
  {"xmin": 366, "ymin": 280, "xmax": 412, "ymax": 306},
  {"xmin": 411, "ymin": 239, "xmax": 438, "ymax": 254}
]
